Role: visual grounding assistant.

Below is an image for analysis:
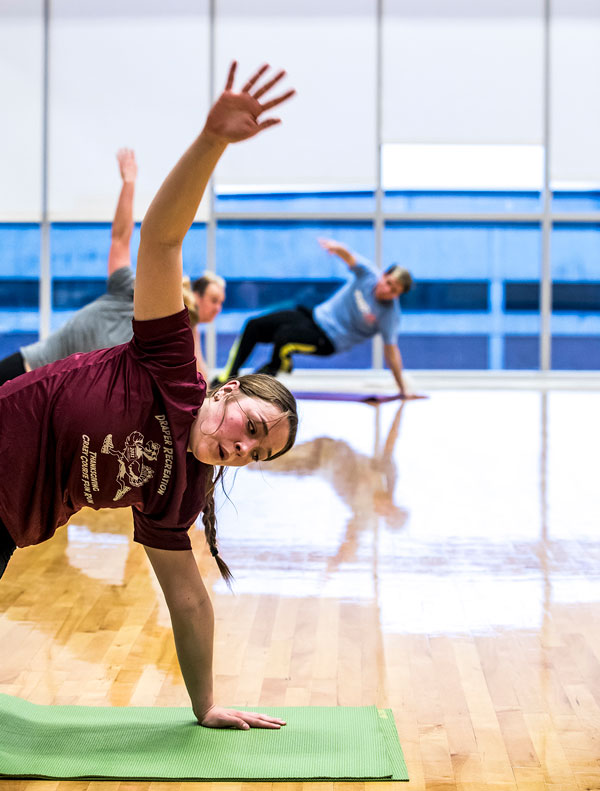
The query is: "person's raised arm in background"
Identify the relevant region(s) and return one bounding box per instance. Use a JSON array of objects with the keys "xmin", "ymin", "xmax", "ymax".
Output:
[
  {"xmin": 108, "ymin": 148, "xmax": 138, "ymax": 276},
  {"xmin": 318, "ymin": 237, "xmax": 358, "ymax": 270}
]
